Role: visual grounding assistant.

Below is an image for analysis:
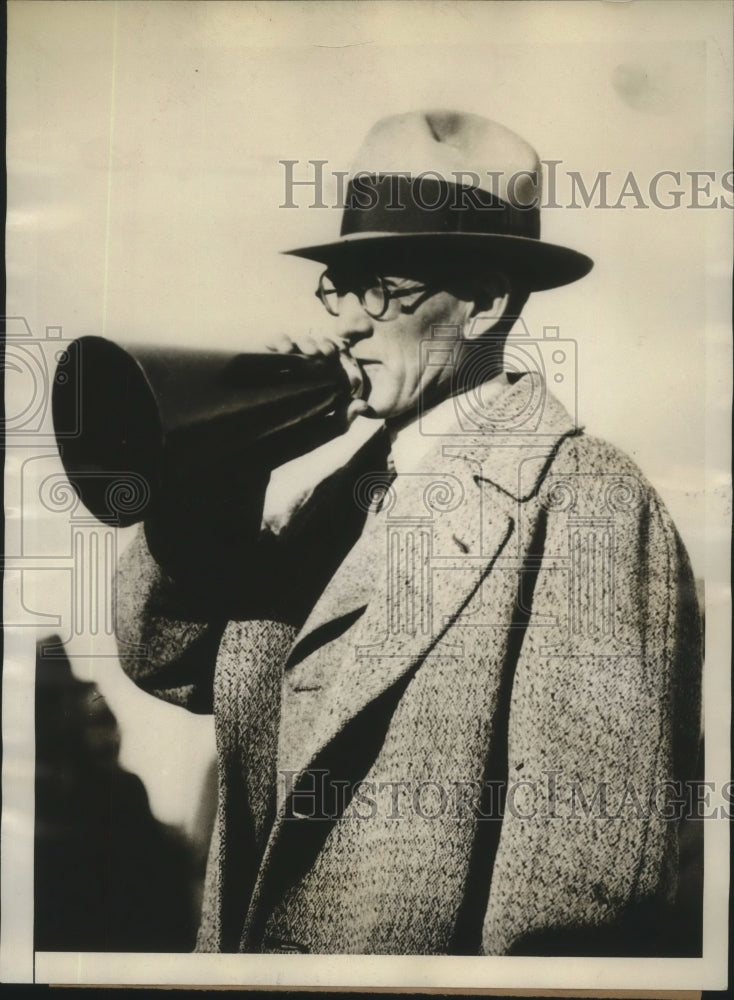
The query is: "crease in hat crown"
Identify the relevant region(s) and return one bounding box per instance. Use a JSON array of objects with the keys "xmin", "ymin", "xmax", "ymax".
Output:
[{"xmin": 284, "ymin": 109, "xmax": 594, "ymax": 292}]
